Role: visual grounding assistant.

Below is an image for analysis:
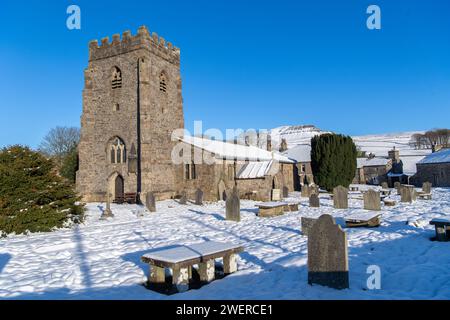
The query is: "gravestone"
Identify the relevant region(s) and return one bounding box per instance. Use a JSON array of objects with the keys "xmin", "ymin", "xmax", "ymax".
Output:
[
  {"xmin": 394, "ymin": 181, "xmax": 401, "ymax": 194},
  {"xmin": 381, "ymin": 182, "xmax": 388, "ymax": 189},
  {"xmin": 225, "ymin": 187, "xmax": 240, "ymax": 222},
  {"xmin": 100, "ymin": 192, "xmax": 114, "ymax": 219},
  {"xmin": 308, "ymin": 214, "xmax": 349, "ymax": 289},
  {"xmin": 333, "ymin": 186, "xmax": 348, "ymax": 209},
  {"xmin": 195, "ymin": 188, "xmax": 203, "ymax": 205},
  {"xmin": 309, "ymin": 194, "xmax": 320, "ymax": 208},
  {"xmin": 301, "ymin": 217, "xmax": 318, "ymax": 236},
  {"xmin": 301, "ymin": 185, "xmax": 310, "ymax": 198},
  {"xmin": 282, "ymin": 186, "xmax": 289, "ymax": 198},
  {"xmin": 310, "ymin": 185, "xmax": 319, "ymax": 195},
  {"xmin": 400, "ymin": 186, "xmax": 412, "ymax": 203},
  {"xmin": 179, "ymin": 191, "xmax": 187, "ymax": 205},
  {"xmin": 422, "ymin": 182, "xmax": 432, "ymax": 194},
  {"xmin": 272, "ymin": 189, "xmax": 281, "ymax": 201},
  {"xmin": 363, "ymin": 190, "xmax": 381, "ymax": 211},
  {"xmin": 146, "ymin": 192, "xmax": 156, "ymax": 212}
]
